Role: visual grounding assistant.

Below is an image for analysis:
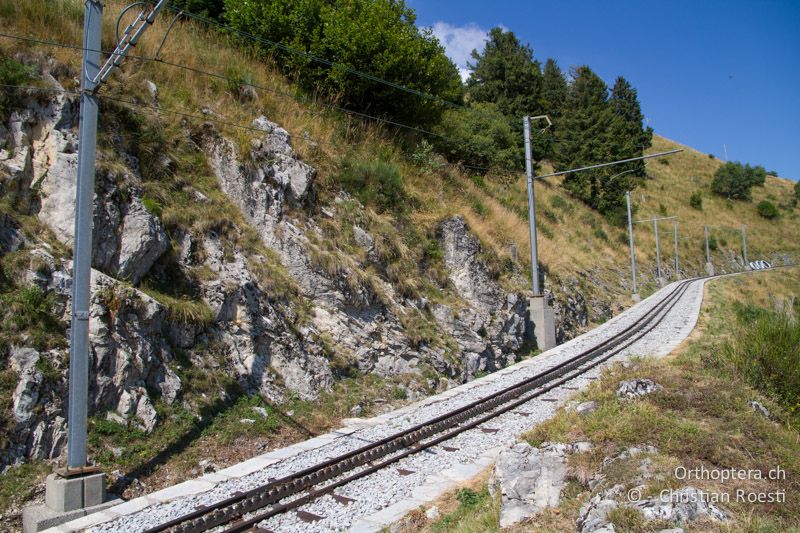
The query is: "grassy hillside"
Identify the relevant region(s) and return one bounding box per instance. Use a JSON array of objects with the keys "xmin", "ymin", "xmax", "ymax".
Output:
[
  {"xmin": 3, "ymin": 0, "xmax": 797, "ymax": 309},
  {"xmin": 0, "ymin": 1, "xmax": 798, "ymax": 525}
]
